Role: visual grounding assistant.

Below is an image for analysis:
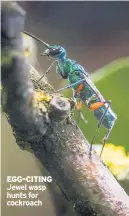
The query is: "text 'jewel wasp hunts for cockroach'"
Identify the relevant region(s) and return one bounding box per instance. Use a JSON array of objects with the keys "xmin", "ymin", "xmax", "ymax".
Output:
[{"xmin": 23, "ymin": 30, "xmax": 117, "ymax": 157}]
